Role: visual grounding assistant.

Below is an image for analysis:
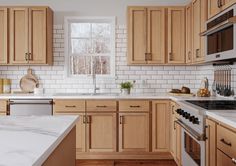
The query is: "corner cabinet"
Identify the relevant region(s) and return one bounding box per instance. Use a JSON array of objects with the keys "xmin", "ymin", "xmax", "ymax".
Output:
[
  {"xmin": 167, "ymin": 7, "xmax": 186, "ymax": 64},
  {"xmin": 10, "ymin": 7, "xmax": 53, "ymax": 65},
  {"xmin": 152, "ymin": 100, "xmax": 170, "ymax": 152},
  {"xmin": 127, "ymin": 7, "xmax": 165, "ymax": 65}
]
